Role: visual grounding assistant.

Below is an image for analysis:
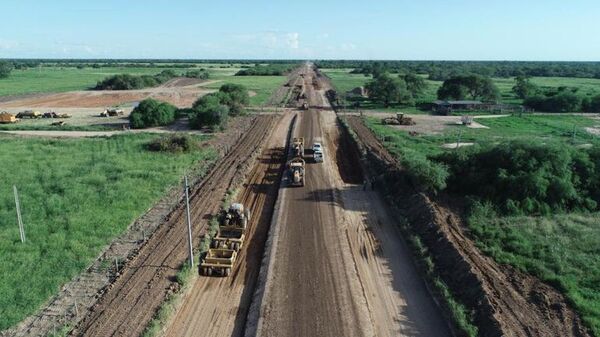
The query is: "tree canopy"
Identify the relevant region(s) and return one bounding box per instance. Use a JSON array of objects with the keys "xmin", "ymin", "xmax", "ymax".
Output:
[
  {"xmin": 0, "ymin": 61, "xmax": 14, "ymax": 79},
  {"xmin": 437, "ymin": 75, "xmax": 499, "ymax": 101},
  {"xmin": 365, "ymin": 73, "xmax": 412, "ymax": 107},
  {"xmin": 129, "ymin": 99, "xmax": 177, "ymax": 129}
]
